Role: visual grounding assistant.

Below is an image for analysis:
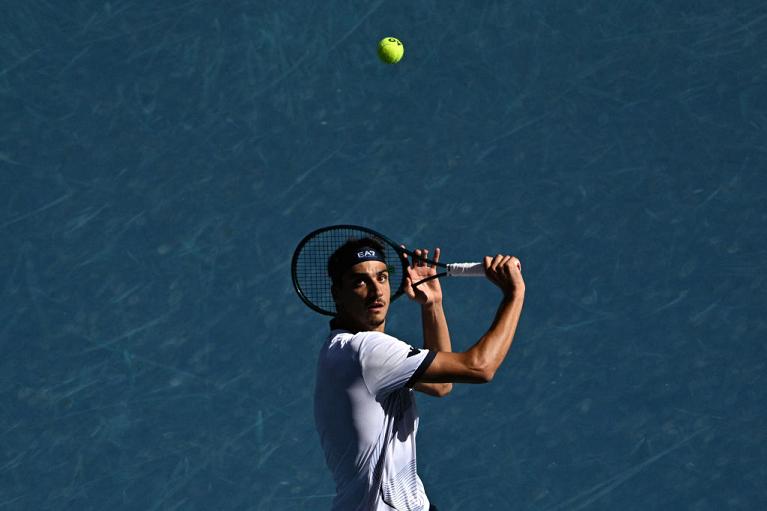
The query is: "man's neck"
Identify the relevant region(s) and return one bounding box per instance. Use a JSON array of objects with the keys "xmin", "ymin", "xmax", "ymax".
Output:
[
  {"xmin": 329, "ymin": 315, "xmax": 385, "ymax": 333},
  {"xmin": 329, "ymin": 317, "xmax": 350, "ymax": 331}
]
